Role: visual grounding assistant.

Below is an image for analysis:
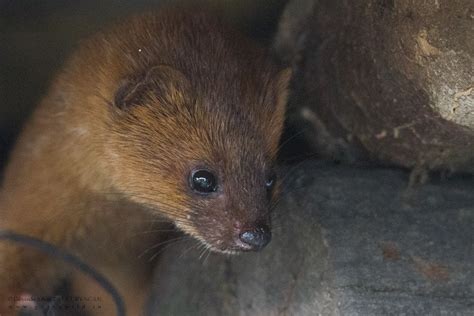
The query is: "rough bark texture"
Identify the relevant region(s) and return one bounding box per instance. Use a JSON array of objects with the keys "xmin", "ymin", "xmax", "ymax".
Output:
[
  {"xmin": 149, "ymin": 162, "xmax": 474, "ymax": 315},
  {"xmin": 274, "ymin": 0, "xmax": 474, "ymax": 172}
]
